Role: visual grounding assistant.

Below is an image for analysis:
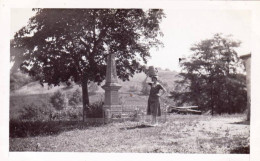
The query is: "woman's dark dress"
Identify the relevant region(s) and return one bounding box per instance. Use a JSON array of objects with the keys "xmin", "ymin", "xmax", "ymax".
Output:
[{"xmin": 147, "ymin": 83, "xmax": 163, "ymax": 116}]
